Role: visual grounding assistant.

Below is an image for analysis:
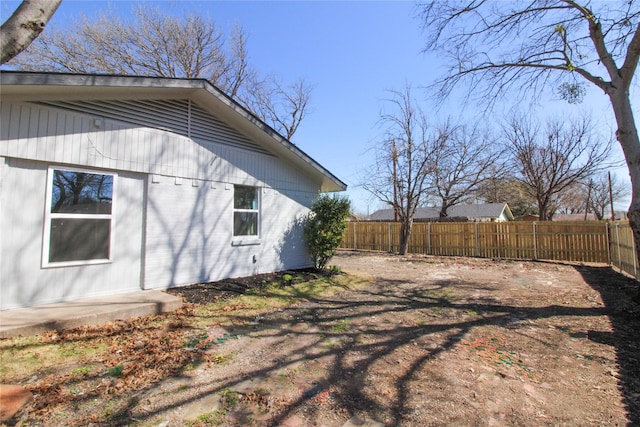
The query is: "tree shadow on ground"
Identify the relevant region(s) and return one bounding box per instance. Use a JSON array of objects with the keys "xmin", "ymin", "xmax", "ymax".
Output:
[
  {"xmin": 253, "ymin": 279, "xmax": 611, "ymax": 426},
  {"xmin": 575, "ymin": 265, "xmax": 640, "ymax": 426},
  {"xmin": 7, "ymin": 262, "xmax": 635, "ymax": 426},
  {"xmin": 102, "ymin": 268, "xmax": 627, "ymax": 426}
]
